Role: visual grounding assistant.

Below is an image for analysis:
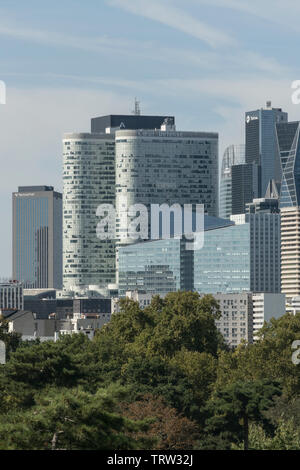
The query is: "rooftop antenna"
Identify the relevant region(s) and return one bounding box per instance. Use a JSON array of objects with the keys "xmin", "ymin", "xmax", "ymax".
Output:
[{"xmin": 132, "ymin": 97, "xmax": 141, "ymax": 116}]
